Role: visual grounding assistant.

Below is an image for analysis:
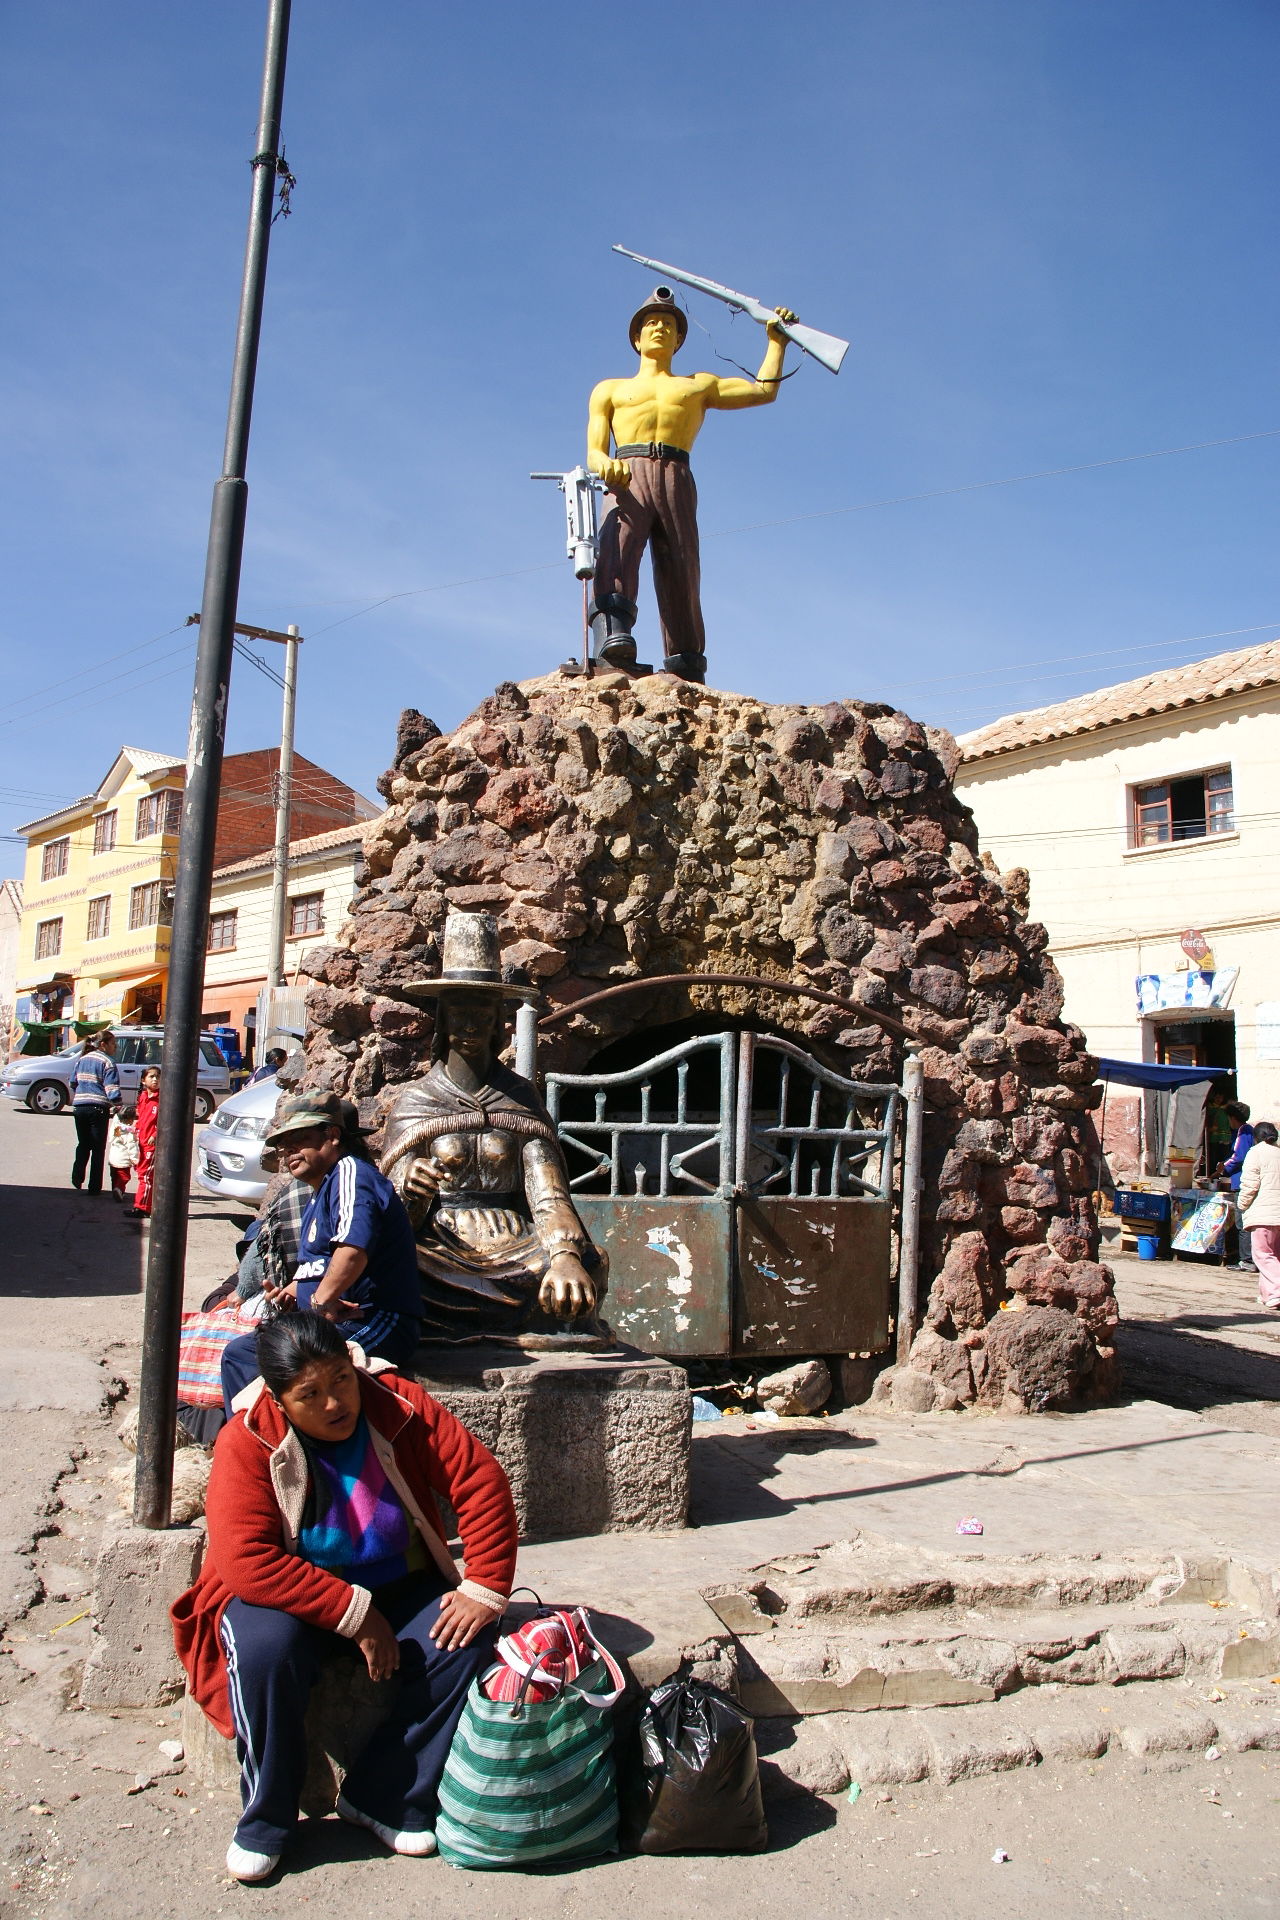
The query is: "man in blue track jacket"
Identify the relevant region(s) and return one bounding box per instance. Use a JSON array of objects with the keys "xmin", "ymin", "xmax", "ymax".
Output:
[{"xmin": 68, "ymin": 1031, "xmax": 121, "ymax": 1195}]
